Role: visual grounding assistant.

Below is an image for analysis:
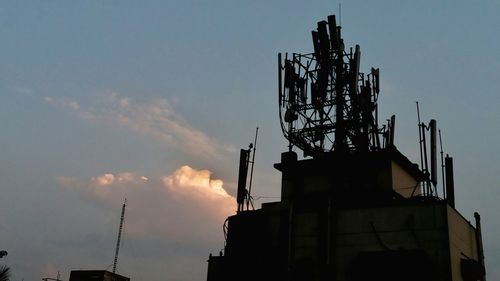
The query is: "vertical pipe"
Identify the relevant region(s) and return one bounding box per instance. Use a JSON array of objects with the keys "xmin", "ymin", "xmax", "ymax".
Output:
[
  {"xmin": 439, "ymin": 130, "xmax": 446, "ymax": 199},
  {"xmin": 278, "ymin": 53, "xmax": 283, "ymax": 100},
  {"xmin": 311, "ymin": 31, "xmax": 321, "ymax": 60},
  {"xmin": 474, "ymin": 212, "xmax": 486, "ymax": 281},
  {"xmin": 421, "ymin": 123, "xmax": 430, "ymax": 195},
  {"xmin": 389, "ymin": 115, "xmax": 396, "ymax": 146},
  {"xmin": 445, "ymin": 155, "xmax": 455, "ymax": 207},
  {"xmin": 382, "ymin": 120, "xmax": 388, "ymax": 148},
  {"xmin": 327, "ymin": 15, "xmax": 338, "ymax": 50},
  {"xmin": 237, "ymin": 149, "xmax": 250, "ymax": 212},
  {"xmin": 247, "ymin": 127, "xmax": 259, "ymax": 209},
  {"xmin": 416, "ymin": 102, "xmax": 425, "ymax": 192},
  {"xmin": 353, "ymin": 45, "xmax": 361, "ymax": 93},
  {"xmin": 374, "ymin": 68, "xmax": 380, "ymax": 94},
  {"xmin": 373, "ymin": 89, "xmax": 380, "ymax": 150},
  {"xmin": 430, "ymin": 119, "xmax": 438, "ymax": 189}
]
